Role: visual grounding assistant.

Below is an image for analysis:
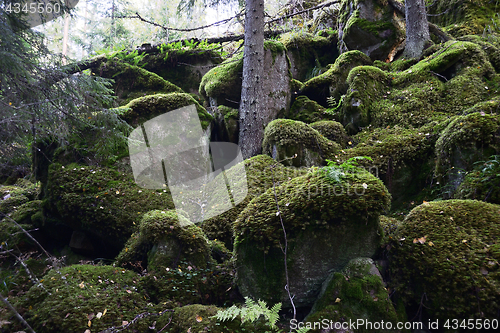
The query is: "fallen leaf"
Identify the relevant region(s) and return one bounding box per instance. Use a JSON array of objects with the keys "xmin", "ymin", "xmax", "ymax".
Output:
[
  {"xmin": 126, "ymin": 290, "xmax": 132, "ymax": 294},
  {"xmin": 96, "ymin": 312, "xmax": 103, "ymax": 319},
  {"xmin": 122, "ymin": 321, "xmax": 129, "ymax": 326},
  {"xmin": 335, "ymin": 298, "xmax": 341, "ymax": 303},
  {"xmin": 196, "ymin": 315, "xmax": 203, "ymax": 322}
]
